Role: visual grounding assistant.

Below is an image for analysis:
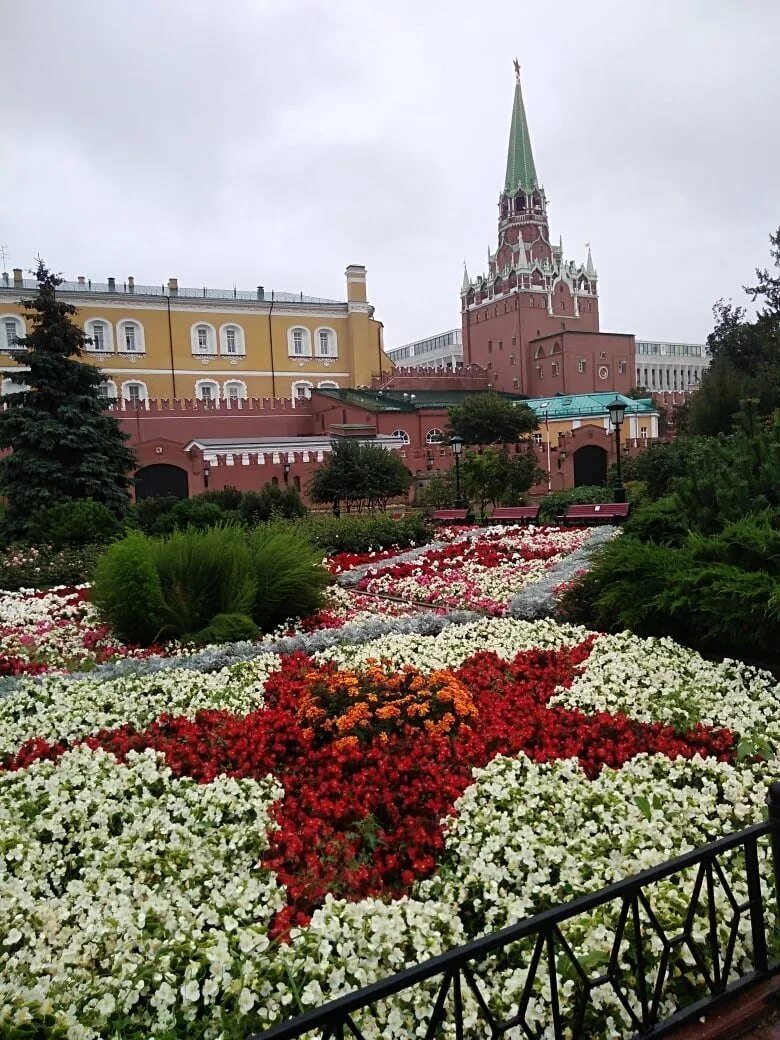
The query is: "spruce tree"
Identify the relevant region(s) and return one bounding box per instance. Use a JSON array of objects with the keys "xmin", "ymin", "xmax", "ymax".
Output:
[{"xmin": 0, "ymin": 262, "xmax": 136, "ymax": 532}]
